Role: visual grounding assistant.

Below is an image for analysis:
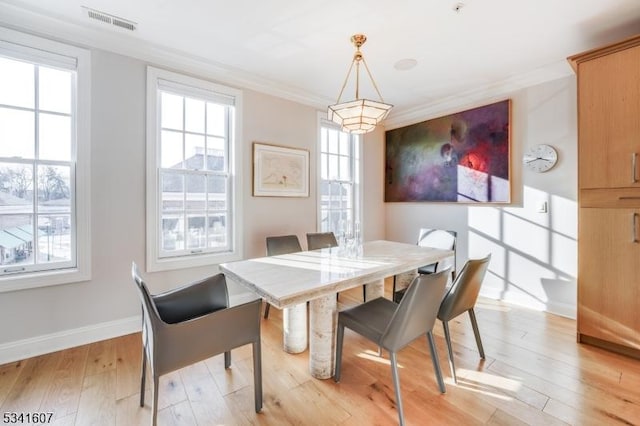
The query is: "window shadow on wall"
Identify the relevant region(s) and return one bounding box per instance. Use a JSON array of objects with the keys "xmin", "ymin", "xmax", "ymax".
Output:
[{"xmin": 468, "ymin": 185, "xmax": 577, "ymax": 317}]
